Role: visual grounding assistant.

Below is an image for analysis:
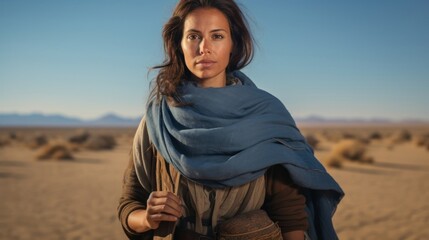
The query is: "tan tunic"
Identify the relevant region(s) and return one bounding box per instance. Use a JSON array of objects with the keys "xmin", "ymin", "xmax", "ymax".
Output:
[
  {"xmin": 179, "ymin": 175, "xmax": 265, "ymax": 236},
  {"xmin": 117, "ymin": 118, "xmax": 308, "ymax": 239}
]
